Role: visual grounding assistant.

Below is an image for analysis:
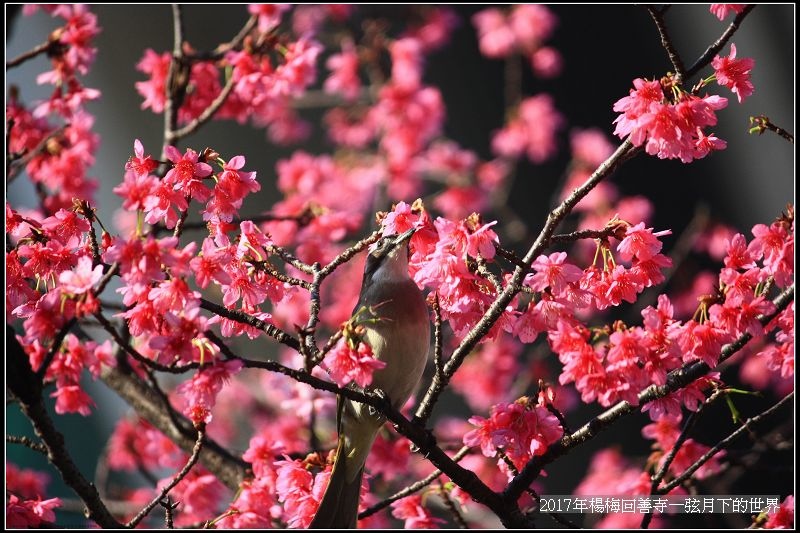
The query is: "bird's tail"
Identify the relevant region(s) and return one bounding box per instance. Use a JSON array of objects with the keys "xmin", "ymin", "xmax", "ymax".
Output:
[{"xmin": 309, "ymin": 434, "xmax": 364, "ymax": 529}]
